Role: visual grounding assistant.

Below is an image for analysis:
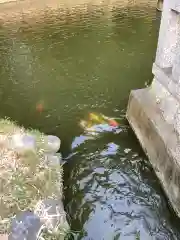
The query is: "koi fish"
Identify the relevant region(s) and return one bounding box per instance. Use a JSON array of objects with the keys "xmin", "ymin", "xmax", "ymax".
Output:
[
  {"xmin": 80, "ymin": 113, "xmax": 119, "ymax": 134},
  {"xmin": 100, "ymin": 114, "xmax": 119, "ymax": 127},
  {"xmin": 108, "ymin": 119, "xmax": 119, "ymax": 127},
  {"xmin": 89, "ymin": 113, "xmax": 104, "ymax": 123},
  {"xmin": 36, "ymin": 102, "xmax": 44, "ymax": 113}
]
